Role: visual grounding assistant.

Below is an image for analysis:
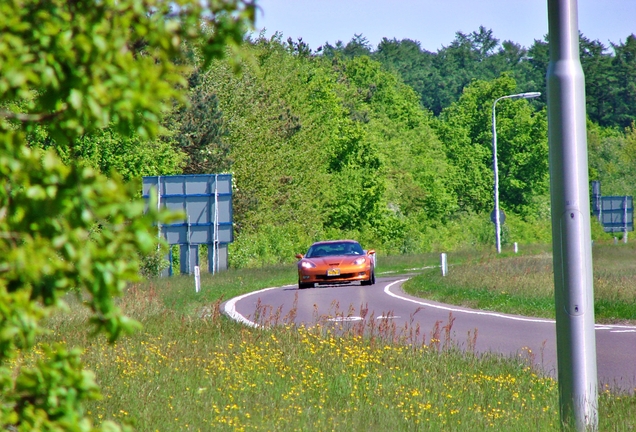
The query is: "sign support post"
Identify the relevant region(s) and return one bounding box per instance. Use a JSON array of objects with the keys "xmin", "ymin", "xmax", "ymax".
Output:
[{"xmin": 624, "ymin": 196, "xmax": 628, "ymax": 243}]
